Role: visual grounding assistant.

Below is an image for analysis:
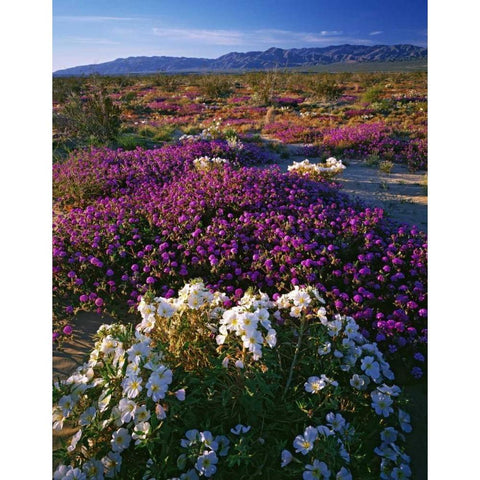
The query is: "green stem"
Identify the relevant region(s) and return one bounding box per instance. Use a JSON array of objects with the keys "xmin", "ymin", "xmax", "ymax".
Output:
[{"xmin": 283, "ymin": 319, "xmax": 306, "ymax": 398}]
